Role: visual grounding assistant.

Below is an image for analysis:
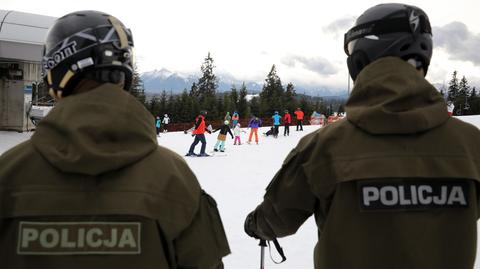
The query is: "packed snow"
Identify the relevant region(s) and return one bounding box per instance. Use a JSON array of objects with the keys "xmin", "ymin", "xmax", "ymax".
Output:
[{"xmin": 2, "ymin": 117, "xmax": 480, "ymax": 268}]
